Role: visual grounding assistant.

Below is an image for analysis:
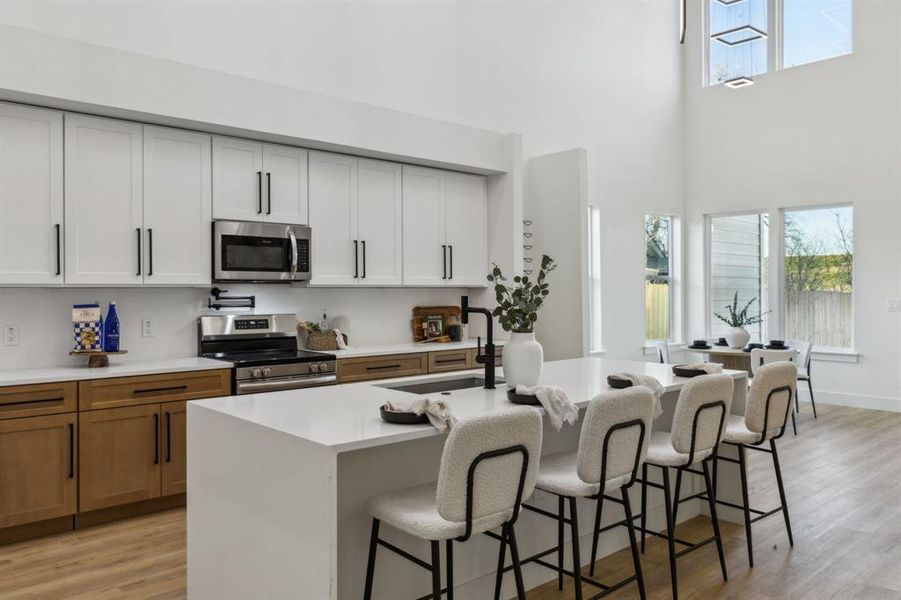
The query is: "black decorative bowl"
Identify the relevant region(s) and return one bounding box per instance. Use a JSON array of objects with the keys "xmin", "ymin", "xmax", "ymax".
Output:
[
  {"xmin": 607, "ymin": 375, "xmax": 634, "ymax": 389},
  {"xmin": 507, "ymin": 388, "xmax": 541, "ymax": 406},
  {"xmin": 743, "ymin": 343, "xmax": 764, "ymax": 353},
  {"xmin": 673, "ymin": 365, "xmax": 707, "ymax": 378},
  {"xmin": 687, "ymin": 343, "xmax": 711, "ymax": 350},
  {"xmin": 714, "ymin": 338, "xmax": 729, "ymax": 346},
  {"xmin": 380, "ymin": 405, "xmax": 429, "ymax": 425}
]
